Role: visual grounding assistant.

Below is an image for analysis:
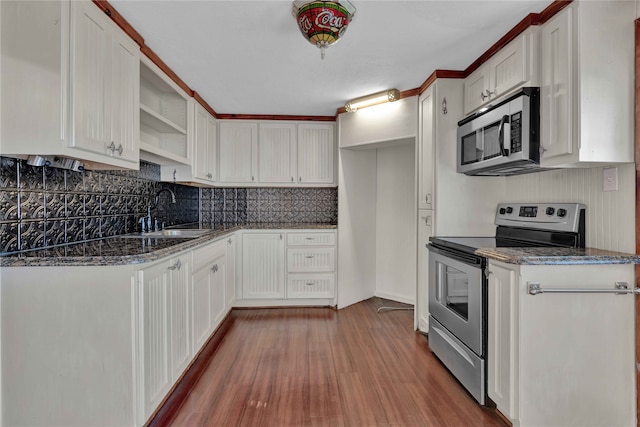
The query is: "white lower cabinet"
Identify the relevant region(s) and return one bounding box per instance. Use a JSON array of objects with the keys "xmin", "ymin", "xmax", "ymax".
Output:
[
  {"xmin": 487, "ymin": 260, "xmax": 636, "ymax": 426},
  {"xmin": 226, "ymin": 235, "xmax": 237, "ymax": 307},
  {"xmin": 241, "ymin": 232, "xmax": 286, "ymax": 299},
  {"xmin": 238, "ymin": 230, "xmax": 337, "ymax": 304},
  {"xmin": 137, "ymin": 254, "xmax": 191, "ymax": 425},
  {"xmin": 416, "ymin": 211, "xmax": 432, "ymax": 332}
]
